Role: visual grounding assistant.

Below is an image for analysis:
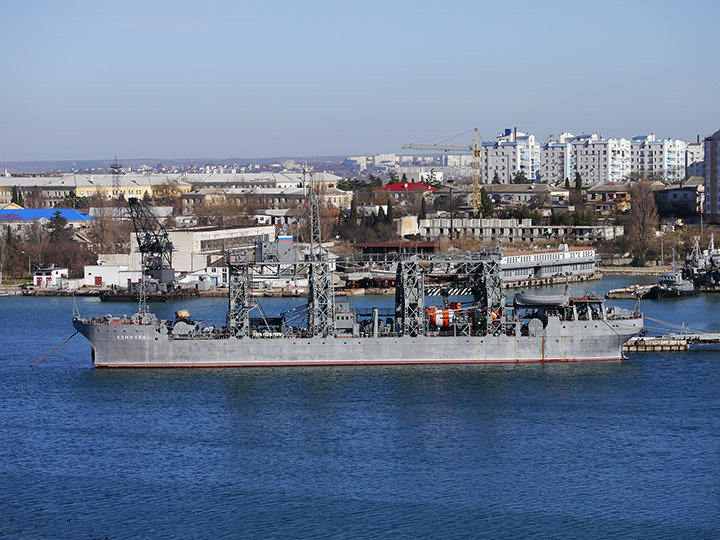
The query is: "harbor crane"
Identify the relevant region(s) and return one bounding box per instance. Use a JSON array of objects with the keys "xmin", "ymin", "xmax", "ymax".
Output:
[
  {"xmin": 403, "ymin": 128, "xmax": 484, "ymax": 217},
  {"xmin": 128, "ymin": 197, "xmax": 175, "ymax": 284}
]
